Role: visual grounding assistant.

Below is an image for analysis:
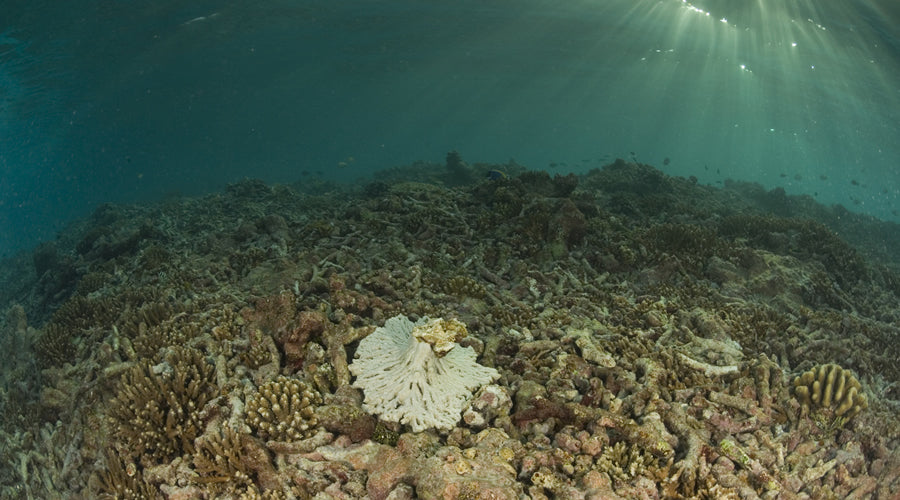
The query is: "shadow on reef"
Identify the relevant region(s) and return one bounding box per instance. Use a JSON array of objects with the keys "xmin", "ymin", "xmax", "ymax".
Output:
[{"xmin": 0, "ymin": 155, "xmax": 899, "ymax": 498}]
